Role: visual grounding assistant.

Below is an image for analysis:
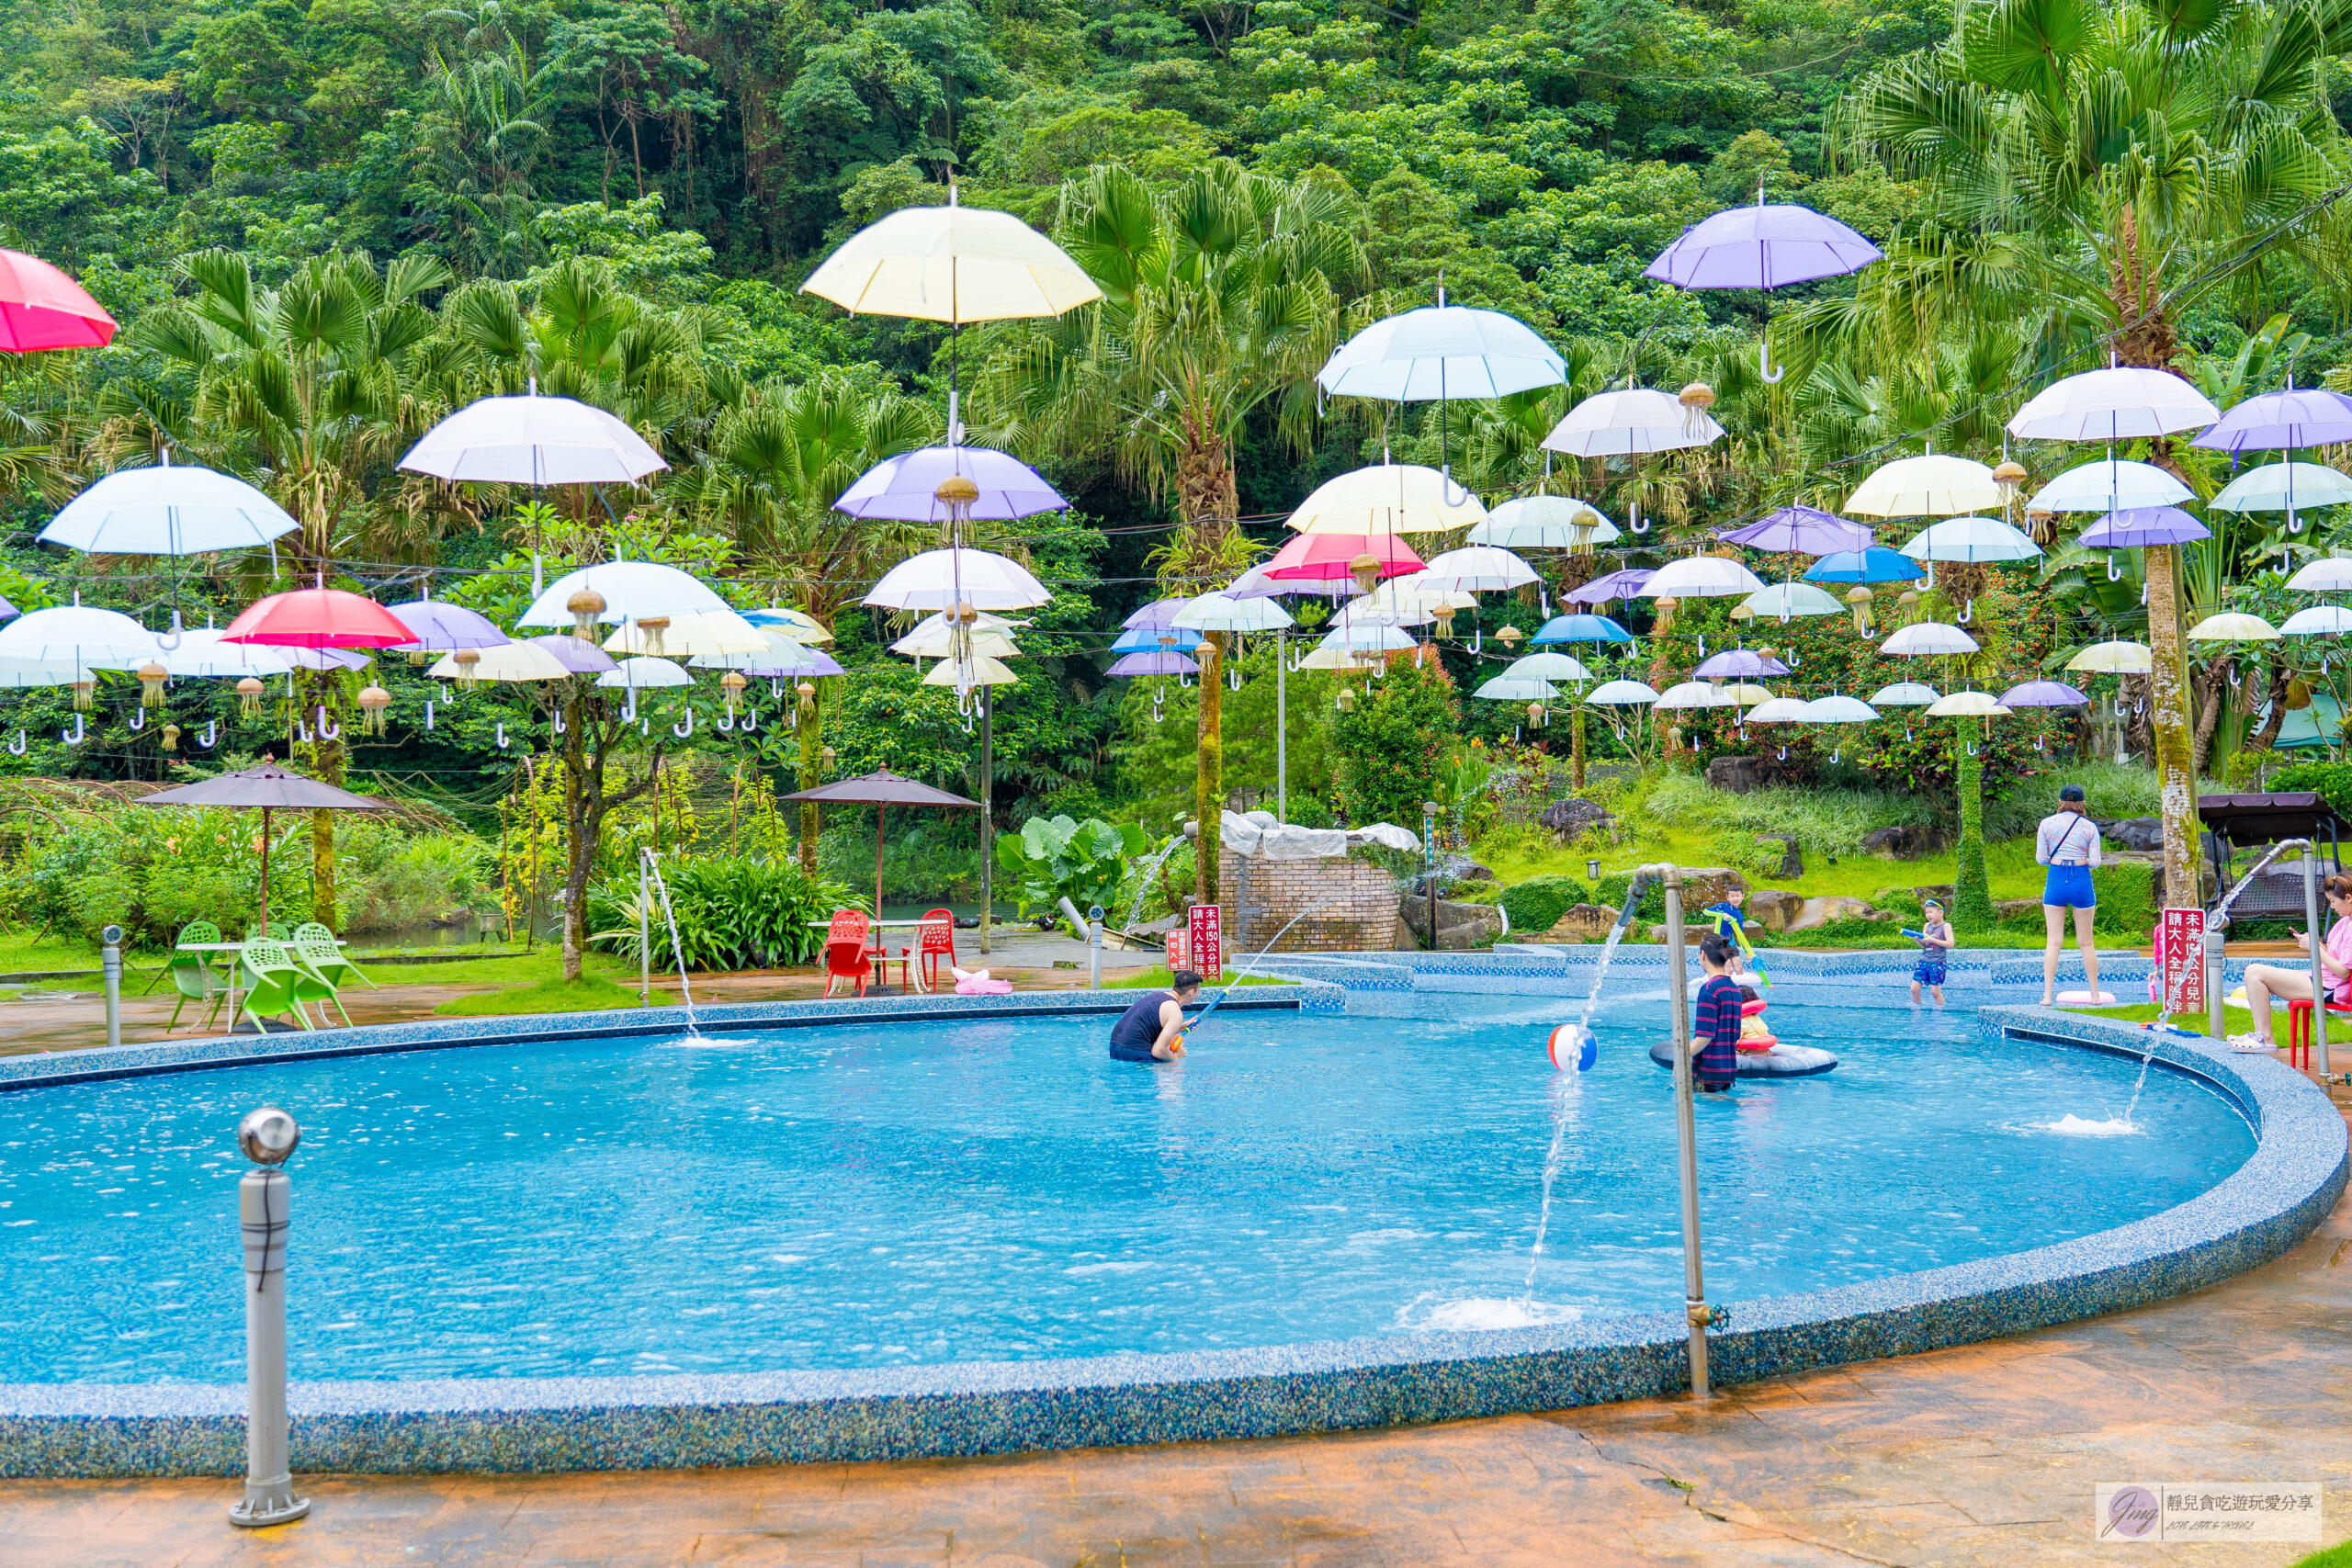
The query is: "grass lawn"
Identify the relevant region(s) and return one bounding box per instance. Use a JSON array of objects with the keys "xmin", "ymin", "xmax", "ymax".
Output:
[
  {"xmin": 1484, "ymin": 824, "xmax": 2066, "ymax": 906},
  {"xmin": 434, "ymin": 973, "xmax": 644, "ymax": 1016},
  {"xmin": 1106, "ymin": 965, "xmax": 1291, "ymax": 989}
]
